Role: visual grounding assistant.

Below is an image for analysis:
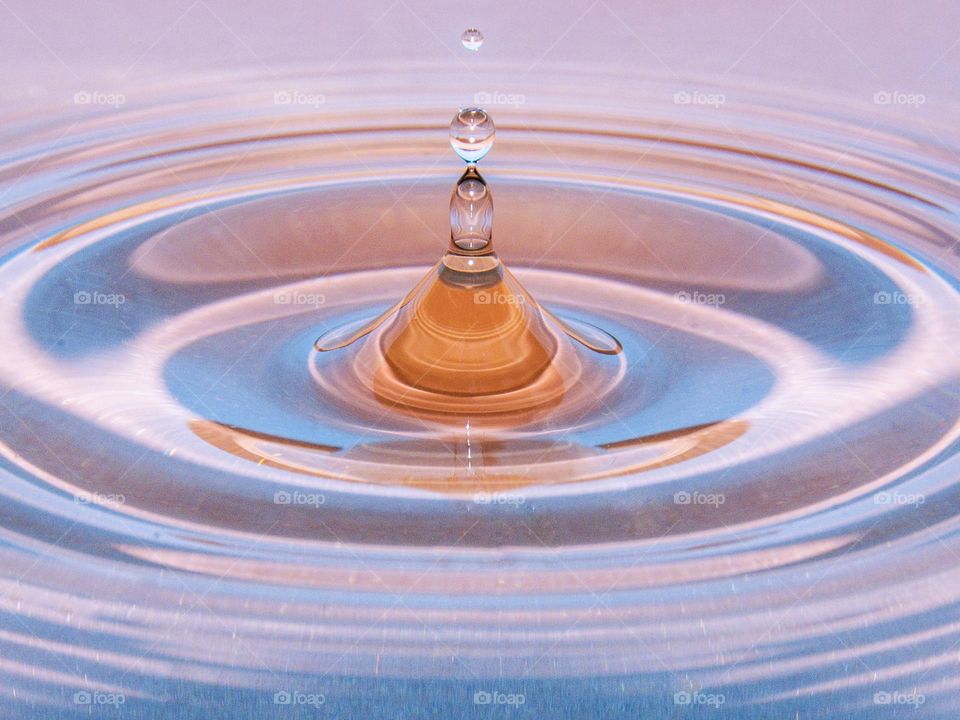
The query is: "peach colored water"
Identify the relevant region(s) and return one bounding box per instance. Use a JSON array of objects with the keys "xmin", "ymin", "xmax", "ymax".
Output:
[{"xmin": 1, "ymin": 68, "xmax": 959, "ymax": 718}]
